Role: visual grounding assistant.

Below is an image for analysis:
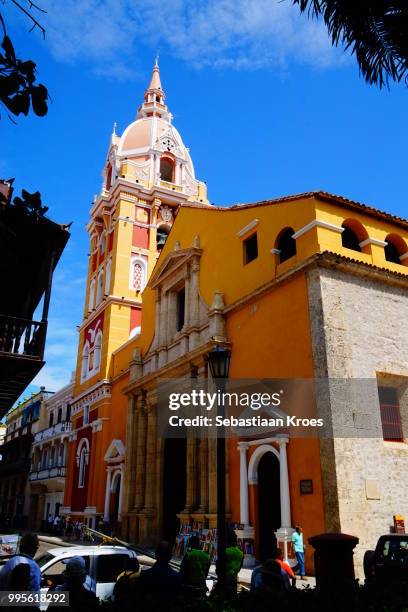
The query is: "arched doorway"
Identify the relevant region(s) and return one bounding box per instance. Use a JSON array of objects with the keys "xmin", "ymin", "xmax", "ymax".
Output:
[
  {"xmin": 257, "ymin": 451, "xmax": 281, "ymax": 561},
  {"xmin": 161, "ymin": 437, "xmax": 187, "ymax": 542}
]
